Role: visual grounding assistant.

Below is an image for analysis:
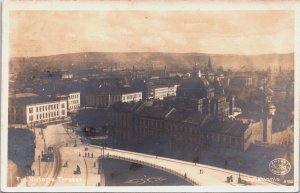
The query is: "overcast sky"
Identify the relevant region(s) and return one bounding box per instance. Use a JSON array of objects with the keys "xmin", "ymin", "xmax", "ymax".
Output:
[{"xmin": 9, "ymin": 10, "xmax": 294, "ymax": 57}]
